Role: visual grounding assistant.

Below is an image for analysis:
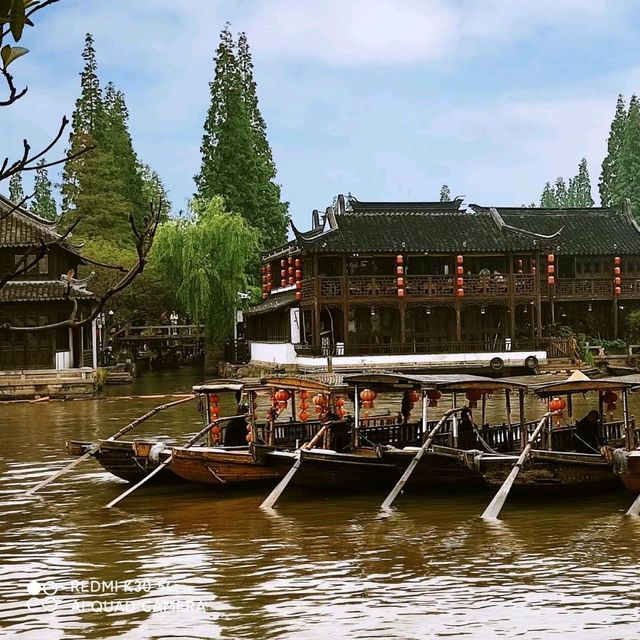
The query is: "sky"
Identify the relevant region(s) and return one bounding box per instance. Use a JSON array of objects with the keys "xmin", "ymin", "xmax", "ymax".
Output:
[{"xmin": 3, "ymin": 0, "xmax": 640, "ymax": 233}]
